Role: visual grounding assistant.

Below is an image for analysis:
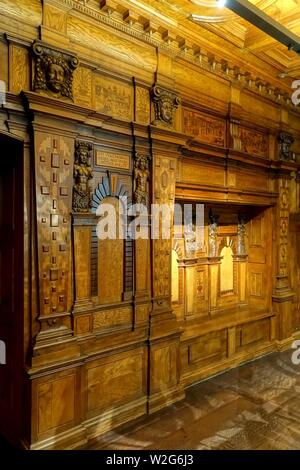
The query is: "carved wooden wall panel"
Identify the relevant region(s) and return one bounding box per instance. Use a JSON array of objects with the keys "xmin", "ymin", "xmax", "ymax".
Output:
[
  {"xmin": 8, "ymin": 44, "xmax": 29, "ymax": 93},
  {"xmin": 183, "ymin": 109, "xmax": 226, "ymax": 147},
  {"xmin": 34, "ymin": 132, "xmax": 74, "ymax": 338}
]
